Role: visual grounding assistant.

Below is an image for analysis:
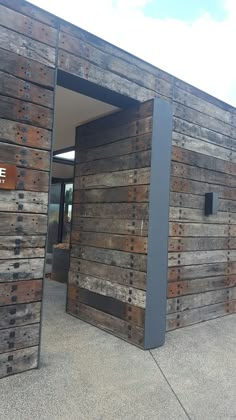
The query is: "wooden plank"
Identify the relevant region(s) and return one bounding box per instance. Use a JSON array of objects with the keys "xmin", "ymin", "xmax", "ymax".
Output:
[
  {"xmin": 0, "ymin": 118, "xmax": 52, "ymax": 150},
  {"xmin": 171, "ymin": 160, "xmax": 236, "ymax": 187},
  {"xmin": 0, "ymin": 48, "xmax": 54, "ymax": 88},
  {"xmin": 0, "ymin": 71, "xmax": 54, "ymax": 109},
  {"xmin": 173, "ymin": 102, "xmax": 236, "ymax": 139},
  {"xmin": 168, "ymin": 237, "xmax": 236, "ymax": 252},
  {"xmin": 68, "ymin": 273, "xmax": 144, "ymax": 311},
  {"xmin": 0, "ymin": 323, "xmax": 40, "ymax": 354},
  {"xmin": 168, "ymin": 250, "xmax": 236, "ymax": 267},
  {"xmin": 0, "ymin": 0, "xmax": 58, "ymax": 27},
  {"xmin": 0, "ymin": 191, "xmax": 48, "ymax": 213},
  {"xmin": 68, "ymin": 286, "xmax": 145, "ymax": 327},
  {"xmin": 173, "ymin": 124, "xmax": 234, "ymax": 156},
  {"xmin": 77, "ymin": 133, "xmax": 152, "ymax": 163},
  {"xmin": 71, "ymin": 246, "xmax": 147, "ymax": 272},
  {"xmin": 171, "ymin": 177, "xmax": 236, "ymax": 200},
  {"xmin": 79, "ymin": 101, "xmax": 153, "ymax": 134},
  {"xmin": 167, "ymin": 287, "xmax": 236, "ymax": 314},
  {"xmin": 70, "ymin": 258, "xmax": 146, "ymax": 290},
  {"xmin": 0, "ymin": 345, "xmax": 38, "ymax": 379},
  {"xmin": 58, "ymin": 49, "xmax": 154, "ymax": 103},
  {"xmin": 73, "ymin": 203, "xmax": 149, "ymax": 220},
  {"xmin": 173, "ymin": 86, "xmax": 232, "ymax": 125},
  {"xmin": 71, "ymin": 231, "xmax": 147, "ymax": 254},
  {"xmin": 0, "ymin": 142, "xmax": 50, "ymax": 171},
  {"xmin": 72, "ymin": 218, "xmax": 148, "ymax": 236},
  {"xmin": 0, "ymin": 26, "xmax": 56, "ymax": 68},
  {"xmin": 16, "ymin": 168, "xmax": 49, "ymax": 192},
  {"xmin": 67, "ymin": 301, "xmax": 144, "ymax": 347},
  {"xmin": 59, "ymin": 31, "xmax": 171, "ymax": 97},
  {"xmin": 0, "ymin": 213, "xmax": 47, "ymax": 235},
  {"xmin": 77, "ymin": 116, "xmax": 153, "ymax": 150},
  {"xmin": 170, "ymin": 192, "xmax": 236, "ymax": 213},
  {"xmin": 169, "ymin": 222, "xmax": 236, "ymax": 238},
  {"xmin": 0, "ymin": 95, "xmax": 53, "ymax": 129},
  {"xmin": 166, "ymin": 301, "xmax": 234, "ymax": 331},
  {"xmin": 60, "ymin": 21, "xmax": 173, "ymax": 85},
  {"xmin": 169, "ymin": 207, "xmax": 236, "ymax": 224},
  {"xmin": 168, "ymin": 261, "xmax": 236, "ymax": 282},
  {"xmin": 0, "ymin": 302, "xmax": 41, "ymax": 330},
  {"xmin": 0, "ymin": 279, "xmax": 42, "ymax": 306},
  {"xmin": 76, "ymin": 150, "xmax": 151, "ymax": 176},
  {"xmin": 0, "ymin": 258, "xmax": 44, "ymax": 282},
  {"xmin": 0, "ymin": 235, "xmax": 45, "ymax": 250},
  {"xmin": 74, "ymin": 185, "xmax": 149, "ymax": 204},
  {"xmin": 75, "ymin": 167, "xmax": 150, "ymax": 190},
  {"xmin": 168, "ymin": 276, "xmax": 236, "ymax": 298},
  {"xmin": 0, "ymin": 4, "xmax": 57, "ymax": 46},
  {"xmin": 0, "ymin": 247, "xmax": 44, "ymax": 260}
]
